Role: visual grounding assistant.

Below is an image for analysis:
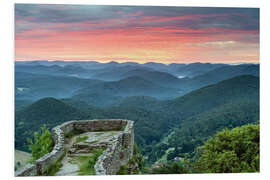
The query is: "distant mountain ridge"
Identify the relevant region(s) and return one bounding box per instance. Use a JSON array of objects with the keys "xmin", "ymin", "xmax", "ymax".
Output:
[
  {"xmin": 15, "ymin": 75, "xmax": 259, "ymax": 154},
  {"xmin": 15, "ymin": 62, "xmax": 260, "ymax": 107},
  {"xmin": 111, "ymin": 75, "xmax": 259, "ymax": 119},
  {"xmin": 73, "ymin": 76, "xmax": 180, "ymax": 101},
  {"xmin": 15, "ymin": 72, "xmax": 103, "ymax": 101}
]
